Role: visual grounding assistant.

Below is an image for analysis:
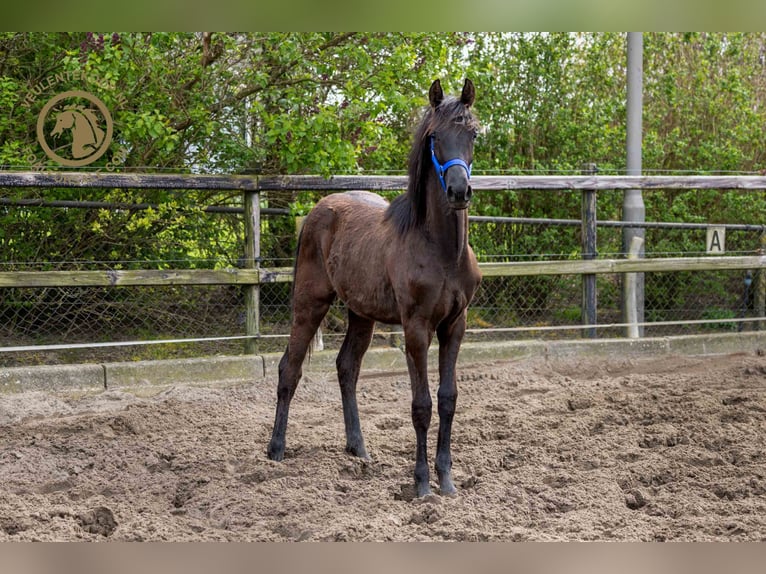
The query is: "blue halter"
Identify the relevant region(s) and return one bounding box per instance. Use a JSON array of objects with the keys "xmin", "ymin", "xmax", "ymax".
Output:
[{"xmin": 430, "ymin": 135, "xmax": 472, "ymax": 193}]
